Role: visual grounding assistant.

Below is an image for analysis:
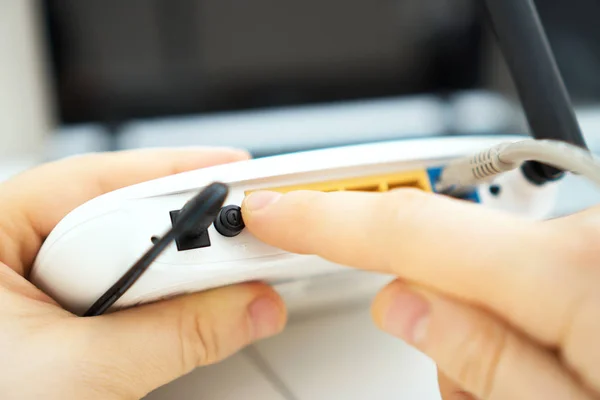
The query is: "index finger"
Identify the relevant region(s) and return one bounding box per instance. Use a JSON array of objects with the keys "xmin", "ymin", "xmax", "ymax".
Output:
[{"xmin": 241, "ymin": 189, "xmax": 588, "ymax": 348}]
